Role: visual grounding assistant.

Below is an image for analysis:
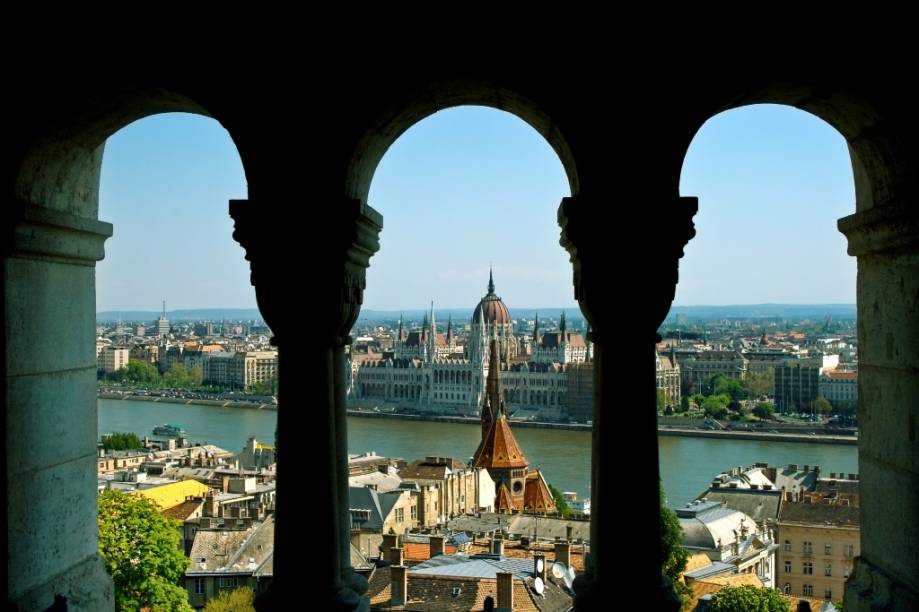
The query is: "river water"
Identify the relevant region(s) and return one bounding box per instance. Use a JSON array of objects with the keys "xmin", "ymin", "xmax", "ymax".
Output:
[{"xmin": 99, "ymin": 399, "xmax": 857, "ymax": 508}]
